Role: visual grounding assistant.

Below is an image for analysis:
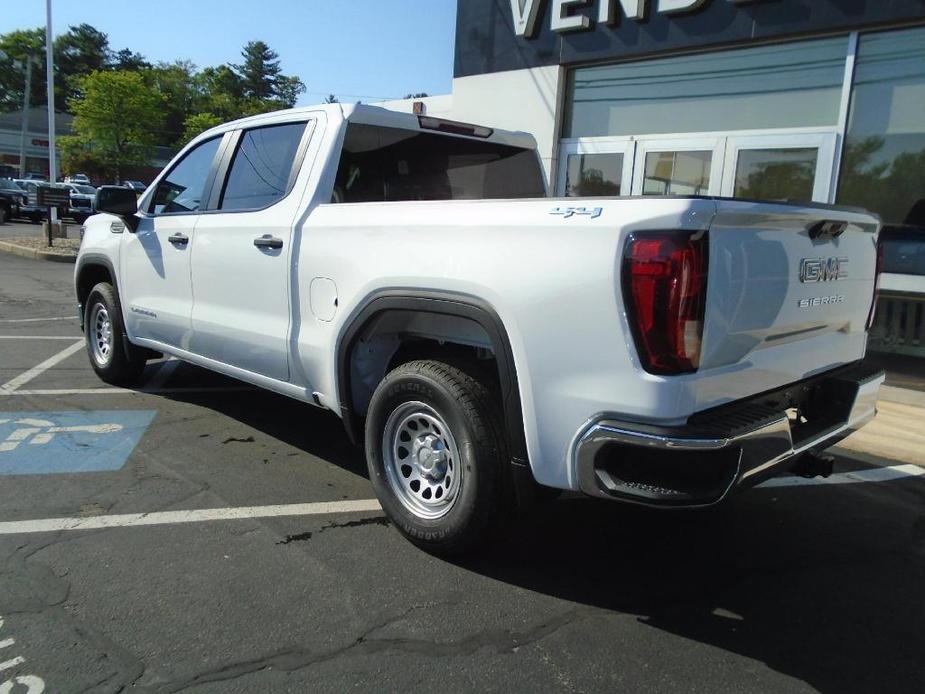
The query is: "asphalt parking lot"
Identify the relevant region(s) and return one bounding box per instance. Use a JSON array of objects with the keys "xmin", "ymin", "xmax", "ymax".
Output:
[{"xmin": 1, "ymin": 250, "xmax": 924, "ymax": 693}]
